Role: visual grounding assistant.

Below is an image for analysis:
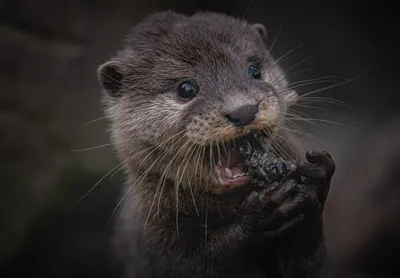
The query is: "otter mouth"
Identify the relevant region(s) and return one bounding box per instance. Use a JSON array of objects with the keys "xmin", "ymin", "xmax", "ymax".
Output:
[
  {"xmin": 212, "ymin": 132, "xmax": 265, "ymax": 188},
  {"xmin": 215, "ymin": 147, "xmax": 250, "ymax": 187}
]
